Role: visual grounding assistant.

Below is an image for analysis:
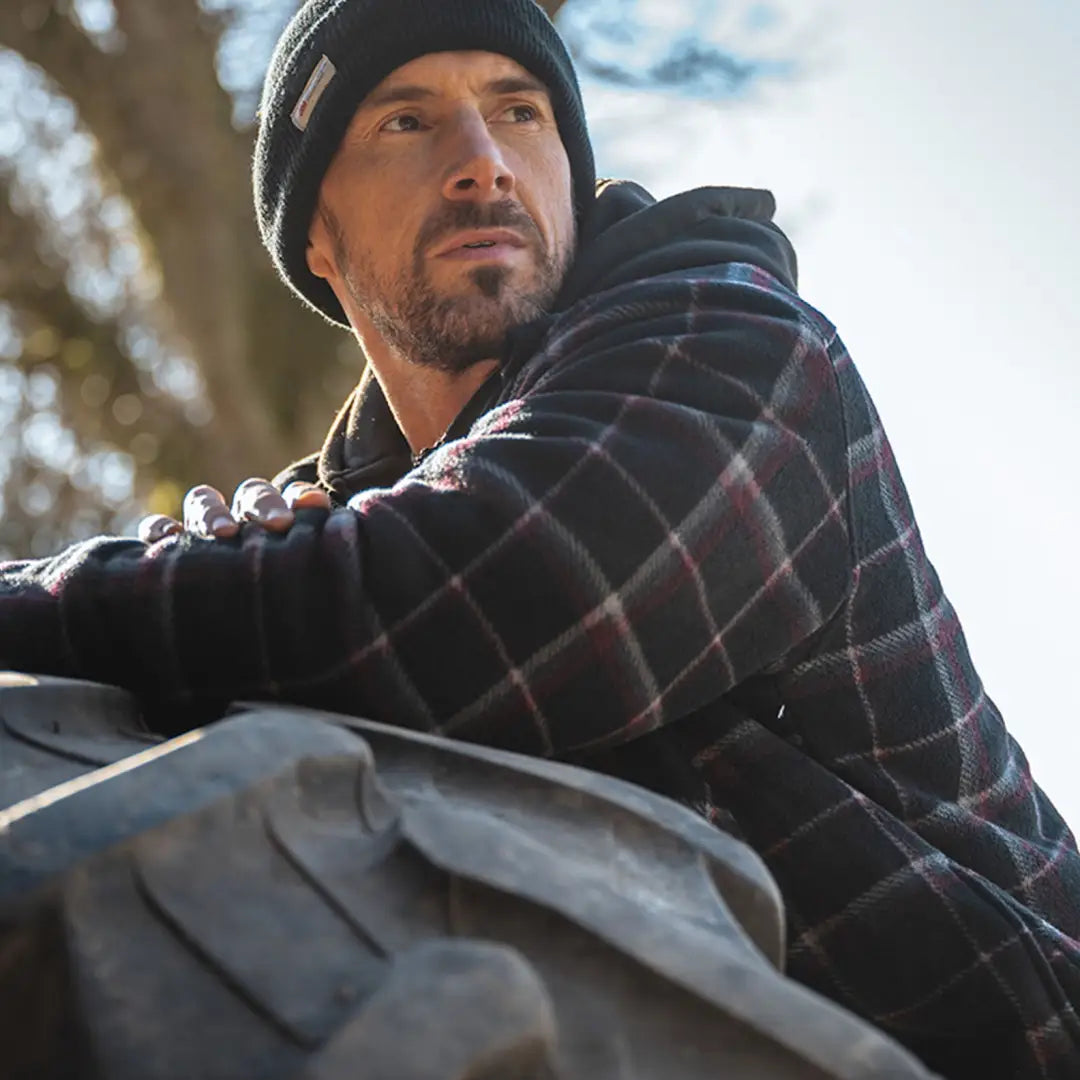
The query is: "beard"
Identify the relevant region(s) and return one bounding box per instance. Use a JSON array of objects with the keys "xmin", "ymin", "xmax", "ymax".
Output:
[{"xmin": 327, "ymin": 201, "xmax": 571, "ymax": 375}]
